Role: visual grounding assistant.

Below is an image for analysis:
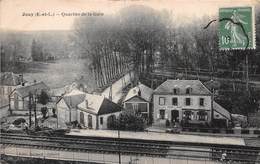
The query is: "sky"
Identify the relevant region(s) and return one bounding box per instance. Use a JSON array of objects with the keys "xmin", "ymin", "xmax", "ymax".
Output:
[{"xmin": 0, "ymin": 0, "xmax": 259, "ymax": 31}]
